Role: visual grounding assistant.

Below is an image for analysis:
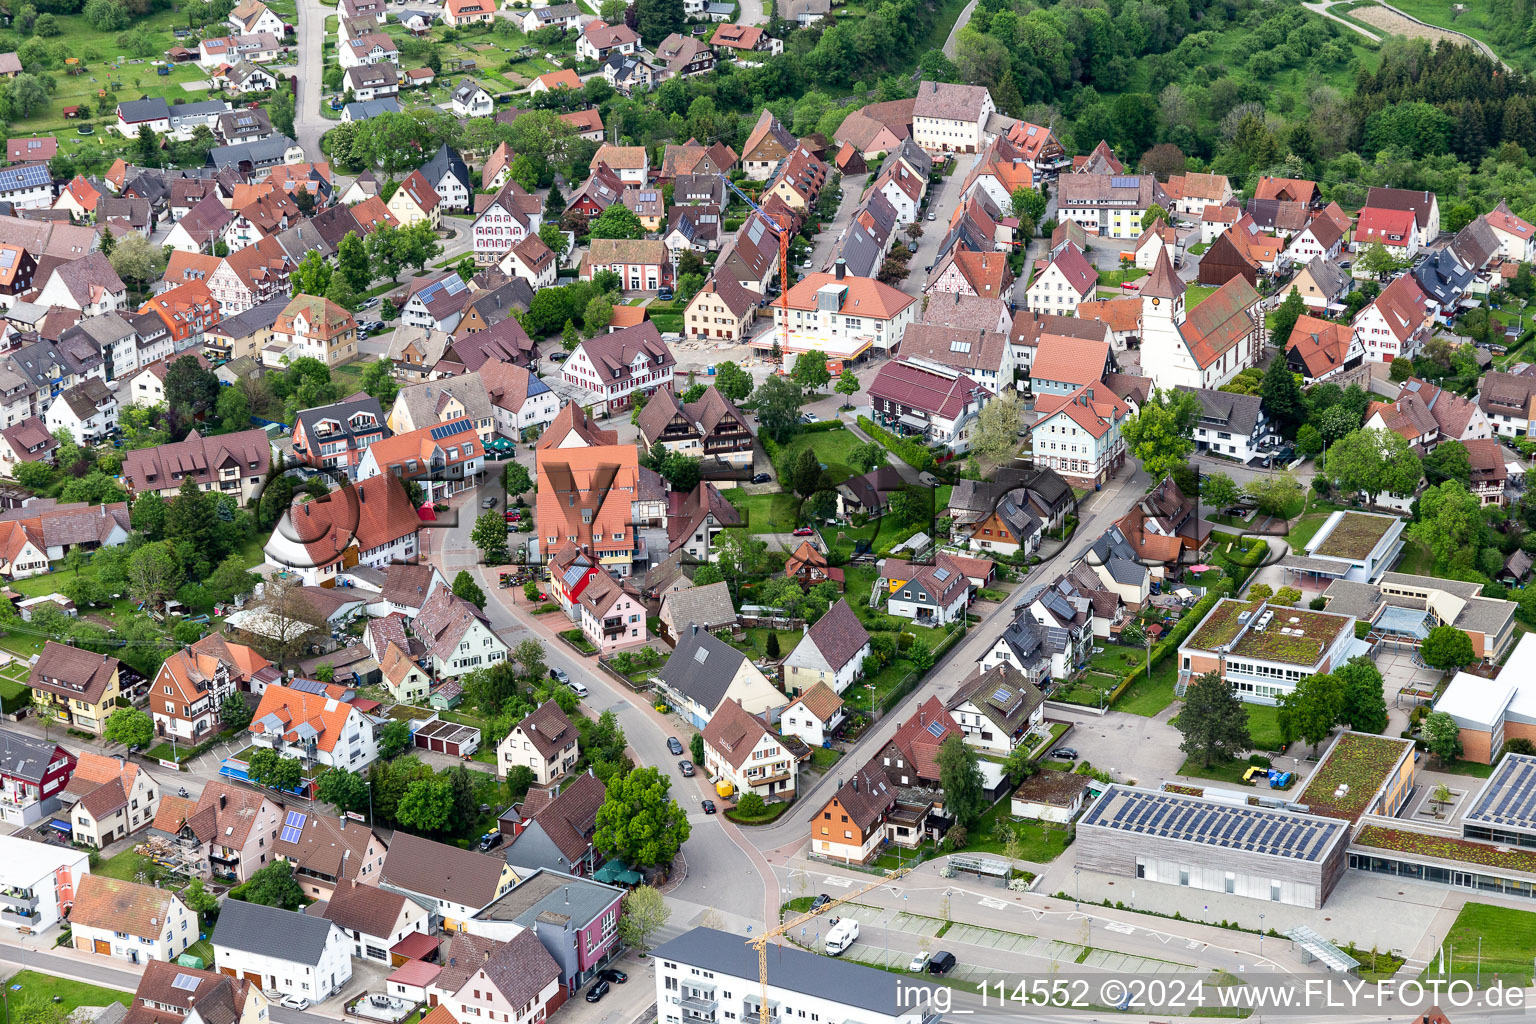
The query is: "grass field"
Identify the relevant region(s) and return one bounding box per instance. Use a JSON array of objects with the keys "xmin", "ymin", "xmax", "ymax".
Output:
[
  {"xmin": 963, "ymin": 799, "xmax": 1071, "ymax": 862},
  {"xmin": 734, "ymin": 627, "xmax": 803, "ymax": 661},
  {"xmin": 0, "ymin": 971, "xmax": 129, "ymax": 1023},
  {"xmin": 1428, "ymin": 902, "xmax": 1536, "ymax": 986},
  {"xmin": 1114, "ymin": 660, "xmax": 1179, "ymax": 716},
  {"xmin": 1285, "ymin": 513, "xmax": 1332, "ymax": 553},
  {"xmin": 1368, "ymin": 0, "xmax": 1536, "ymax": 70}
]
